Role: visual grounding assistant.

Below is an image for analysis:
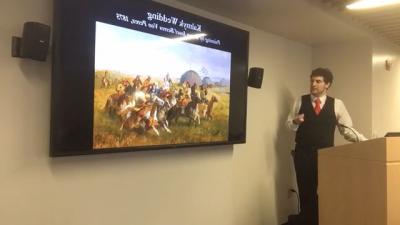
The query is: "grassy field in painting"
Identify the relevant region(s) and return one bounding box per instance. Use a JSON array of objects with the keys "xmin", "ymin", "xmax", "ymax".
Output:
[{"xmin": 93, "ymin": 72, "xmax": 230, "ymax": 149}]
